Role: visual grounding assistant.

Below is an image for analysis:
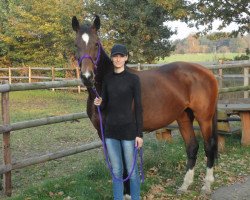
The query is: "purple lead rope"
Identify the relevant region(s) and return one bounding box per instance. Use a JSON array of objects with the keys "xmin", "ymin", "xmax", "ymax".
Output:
[{"xmin": 92, "ymin": 87, "xmax": 144, "ymax": 183}]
